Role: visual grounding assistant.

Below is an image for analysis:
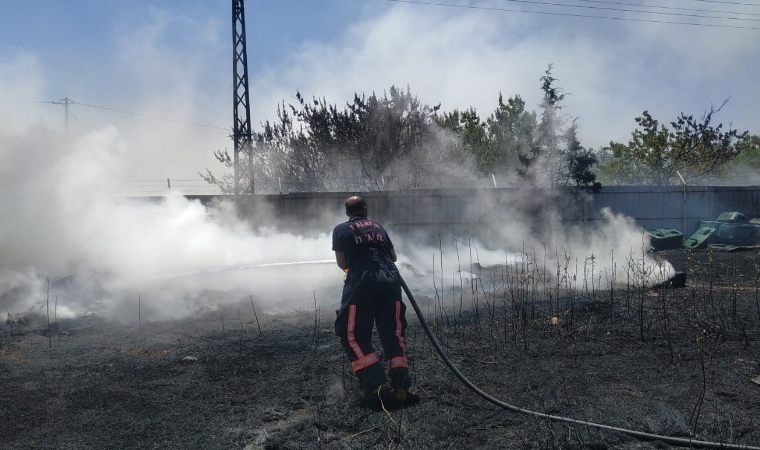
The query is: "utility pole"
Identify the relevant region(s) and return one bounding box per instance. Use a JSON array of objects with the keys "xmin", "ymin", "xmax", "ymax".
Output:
[
  {"xmin": 52, "ymin": 97, "xmax": 72, "ymax": 134},
  {"xmin": 232, "ymin": 0, "xmax": 254, "ymax": 195}
]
